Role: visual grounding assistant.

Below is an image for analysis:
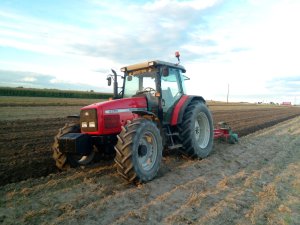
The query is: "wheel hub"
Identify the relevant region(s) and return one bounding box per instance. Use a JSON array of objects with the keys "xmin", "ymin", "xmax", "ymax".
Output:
[
  {"xmin": 138, "ymin": 145, "xmax": 148, "ymax": 157},
  {"xmin": 77, "ymin": 150, "xmax": 95, "ymax": 165},
  {"xmin": 137, "ymin": 131, "xmax": 158, "ymax": 171}
]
